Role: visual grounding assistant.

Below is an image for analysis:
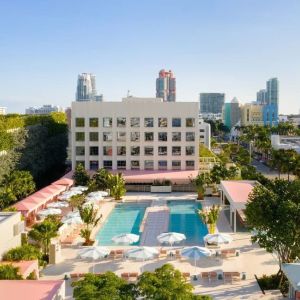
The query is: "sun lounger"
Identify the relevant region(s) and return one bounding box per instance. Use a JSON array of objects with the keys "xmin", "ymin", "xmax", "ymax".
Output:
[
  {"xmin": 121, "ymin": 273, "xmax": 129, "ymax": 280},
  {"xmin": 182, "ymin": 272, "xmax": 190, "ymax": 281},
  {"xmin": 159, "ymin": 249, "xmax": 168, "ymax": 259},
  {"xmin": 175, "ymin": 250, "xmax": 182, "ymax": 259},
  {"xmin": 223, "ymin": 272, "xmax": 240, "ymax": 283},
  {"xmin": 221, "ymin": 249, "xmax": 239, "ymax": 258},
  {"xmin": 201, "ymin": 272, "xmax": 218, "ymax": 282}
]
